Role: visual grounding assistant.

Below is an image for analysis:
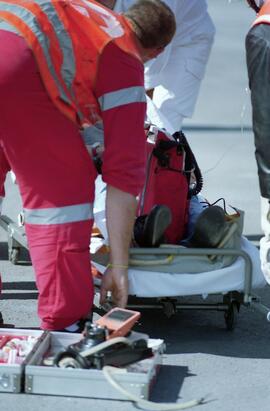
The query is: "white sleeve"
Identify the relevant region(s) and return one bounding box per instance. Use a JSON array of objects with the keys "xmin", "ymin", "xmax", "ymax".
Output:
[
  {"xmin": 144, "ymin": 0, "xmax": 215, "ymax": 89},
  {"xmin": 146, "ymin": 96, "xmax": 175, "ymax": 135},
  {"xmin": 146, "ymin": 0, "xmax": 215, "ymax": 131},
  {"xmin": 114, "ymin": 0, "xmax": 216, "ymax": 131}
]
